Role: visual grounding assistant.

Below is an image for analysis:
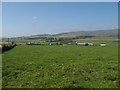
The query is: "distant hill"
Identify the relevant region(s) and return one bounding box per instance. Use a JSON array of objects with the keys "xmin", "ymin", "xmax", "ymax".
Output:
[
  {"xmin": 53, "ymin": 29, "xmax": 118, "ymax": 38},
  {"xmin": 2, "ymin": 29, "xmax": 118, "ymax": 41}
]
